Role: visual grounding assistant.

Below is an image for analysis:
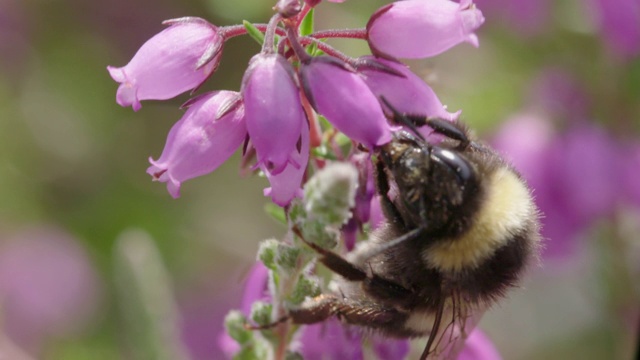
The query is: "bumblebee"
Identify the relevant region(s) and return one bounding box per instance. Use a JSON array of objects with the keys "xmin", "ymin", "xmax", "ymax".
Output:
[{"xmin": 287, "ymin": 108, "xmax": 541, "ymax": 359}]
